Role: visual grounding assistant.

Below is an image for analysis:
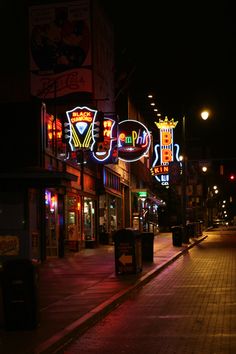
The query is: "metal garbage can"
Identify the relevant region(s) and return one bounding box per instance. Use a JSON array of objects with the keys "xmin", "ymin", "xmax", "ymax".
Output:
[
  {"xmin": 141, "ymin": 232, "xmax": 154, "ymax": 262},
  {"xmin": 182, "ymin": 227, "xmax": 190, "ymax": 244},
  {"xmin": 1, "ymin": 258, "xmax": 39, "ymax": 330},
  {"xmin": 186, "ymin": 222, "xmax": 195, "ymax": 238},
  {"xmin": 99, "ymin": 231, "xmax": 109, "ymax": 245},
  {"xmin": 171, "ymin": 226, "xmax": 183, "ymax": 247},
  {"xmin": 197, "ymin": 221, "xmax": 203, "ymax": 236},
  {"xmin": 114, "ymin": 228, "xmax": 142, "ymax": 275}
]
